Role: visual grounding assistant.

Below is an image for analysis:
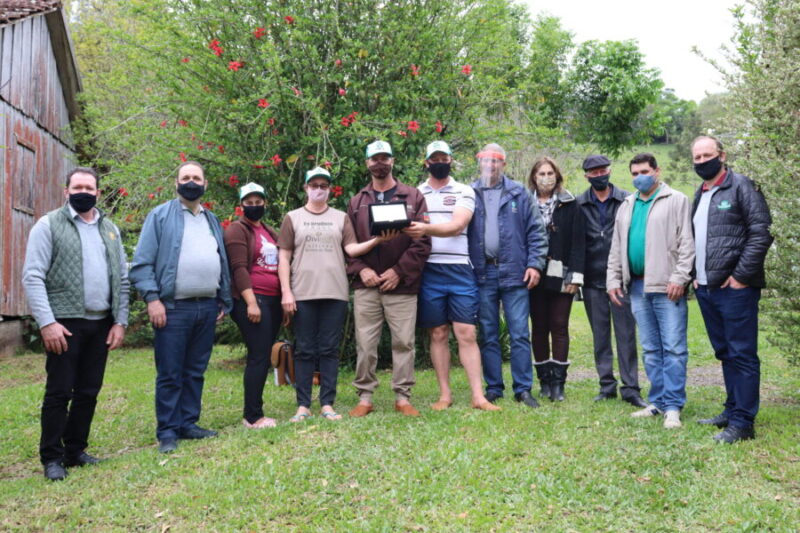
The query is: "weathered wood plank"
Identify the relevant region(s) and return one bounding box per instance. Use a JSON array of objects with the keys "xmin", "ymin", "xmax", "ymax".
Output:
[
  {"xmin": 20, "ymin": 17, "xmax": 32, "ymax": 116},
  {"xmin": 0, "ymin": 26, "xmax": 12, "ymax": 102}
]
